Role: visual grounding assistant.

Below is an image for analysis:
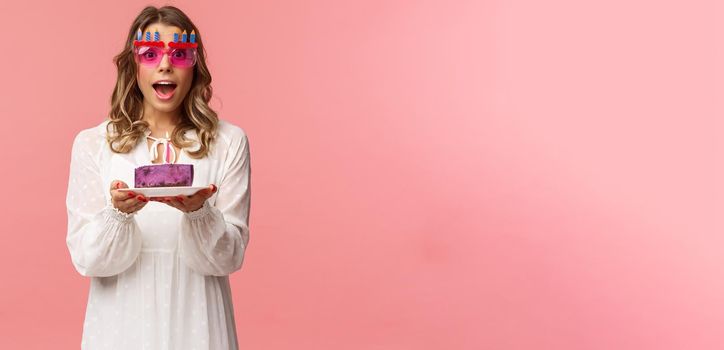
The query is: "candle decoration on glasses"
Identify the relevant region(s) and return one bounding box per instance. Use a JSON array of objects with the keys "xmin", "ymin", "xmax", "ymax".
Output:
[
  {"xmin": 134, "ymin": 28, "xmax": 164, "ymax": 48},
  {"xmin": 133, "ymin": 28, "xmax": 198, "ymax": 49}
]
